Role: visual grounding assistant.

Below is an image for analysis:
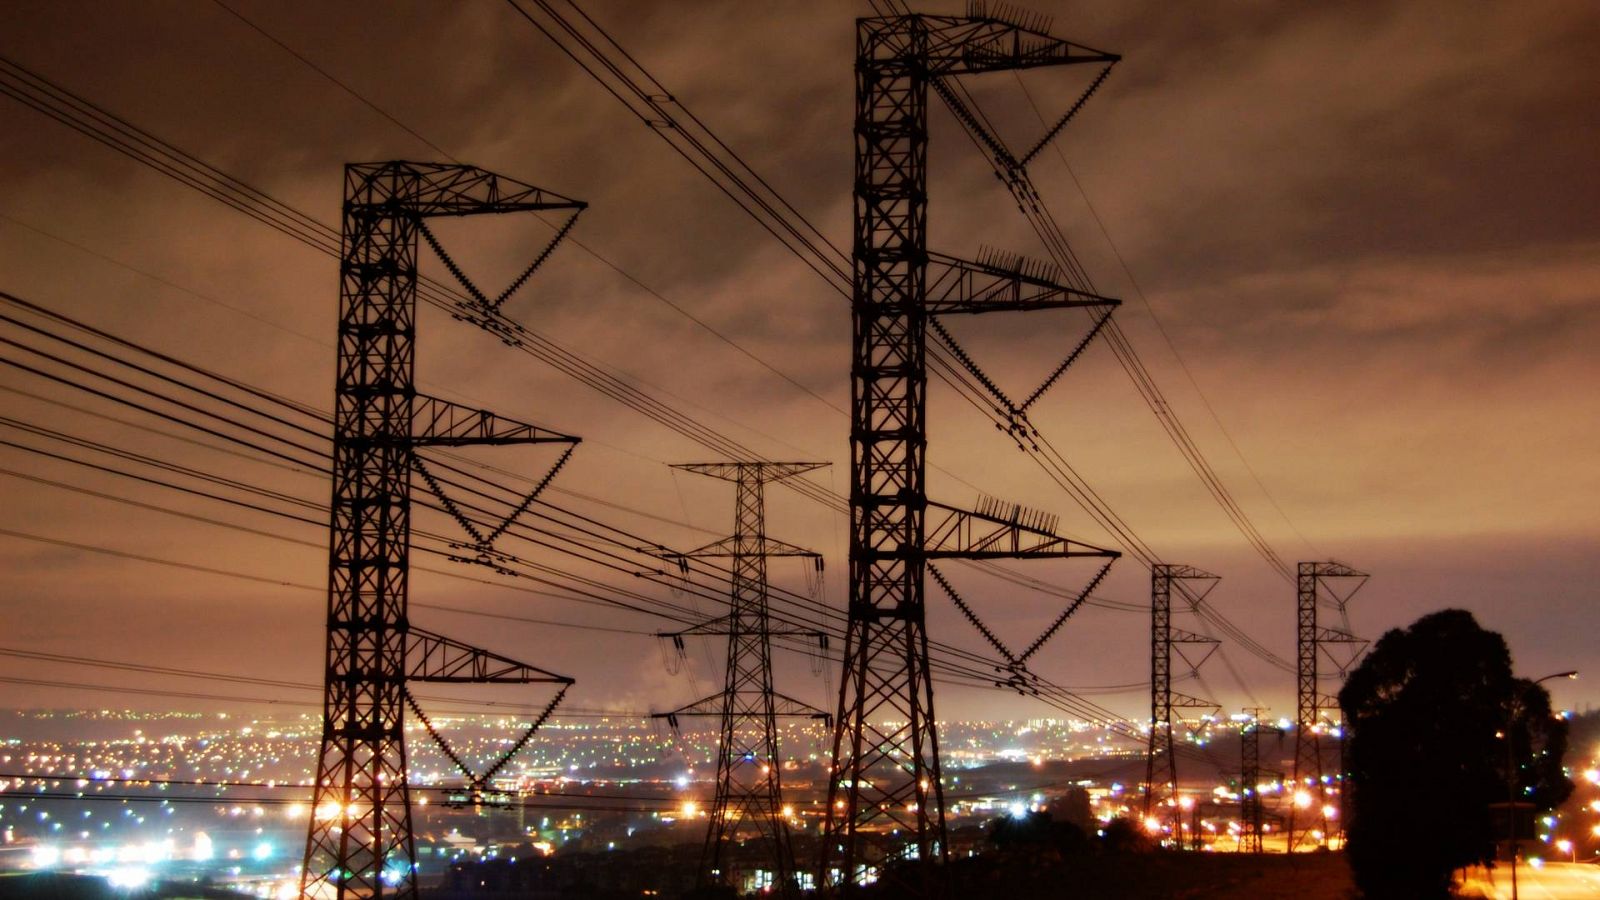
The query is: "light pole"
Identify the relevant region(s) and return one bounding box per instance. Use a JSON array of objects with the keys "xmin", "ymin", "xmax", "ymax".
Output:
[{"xmin": 1506, "ymin": 670, "xmax": 1577, "ymax": 900}]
